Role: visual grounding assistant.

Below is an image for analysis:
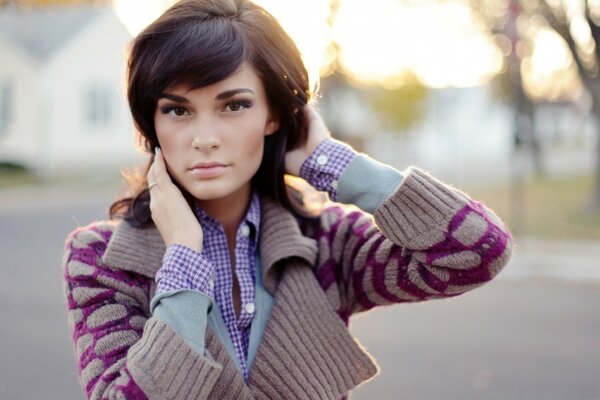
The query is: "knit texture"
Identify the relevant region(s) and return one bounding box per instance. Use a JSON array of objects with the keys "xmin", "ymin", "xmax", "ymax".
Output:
[
  {"xmin": 62, "ymin": 223, "xmax": 151, "ymax": 399},
  {"xmin": 62, "ymin": 167, "xmax": 513, "ymax": 399},
  {"xmin": 316, "ymin": 167, "xmax": 511, "ymax": 318}
]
